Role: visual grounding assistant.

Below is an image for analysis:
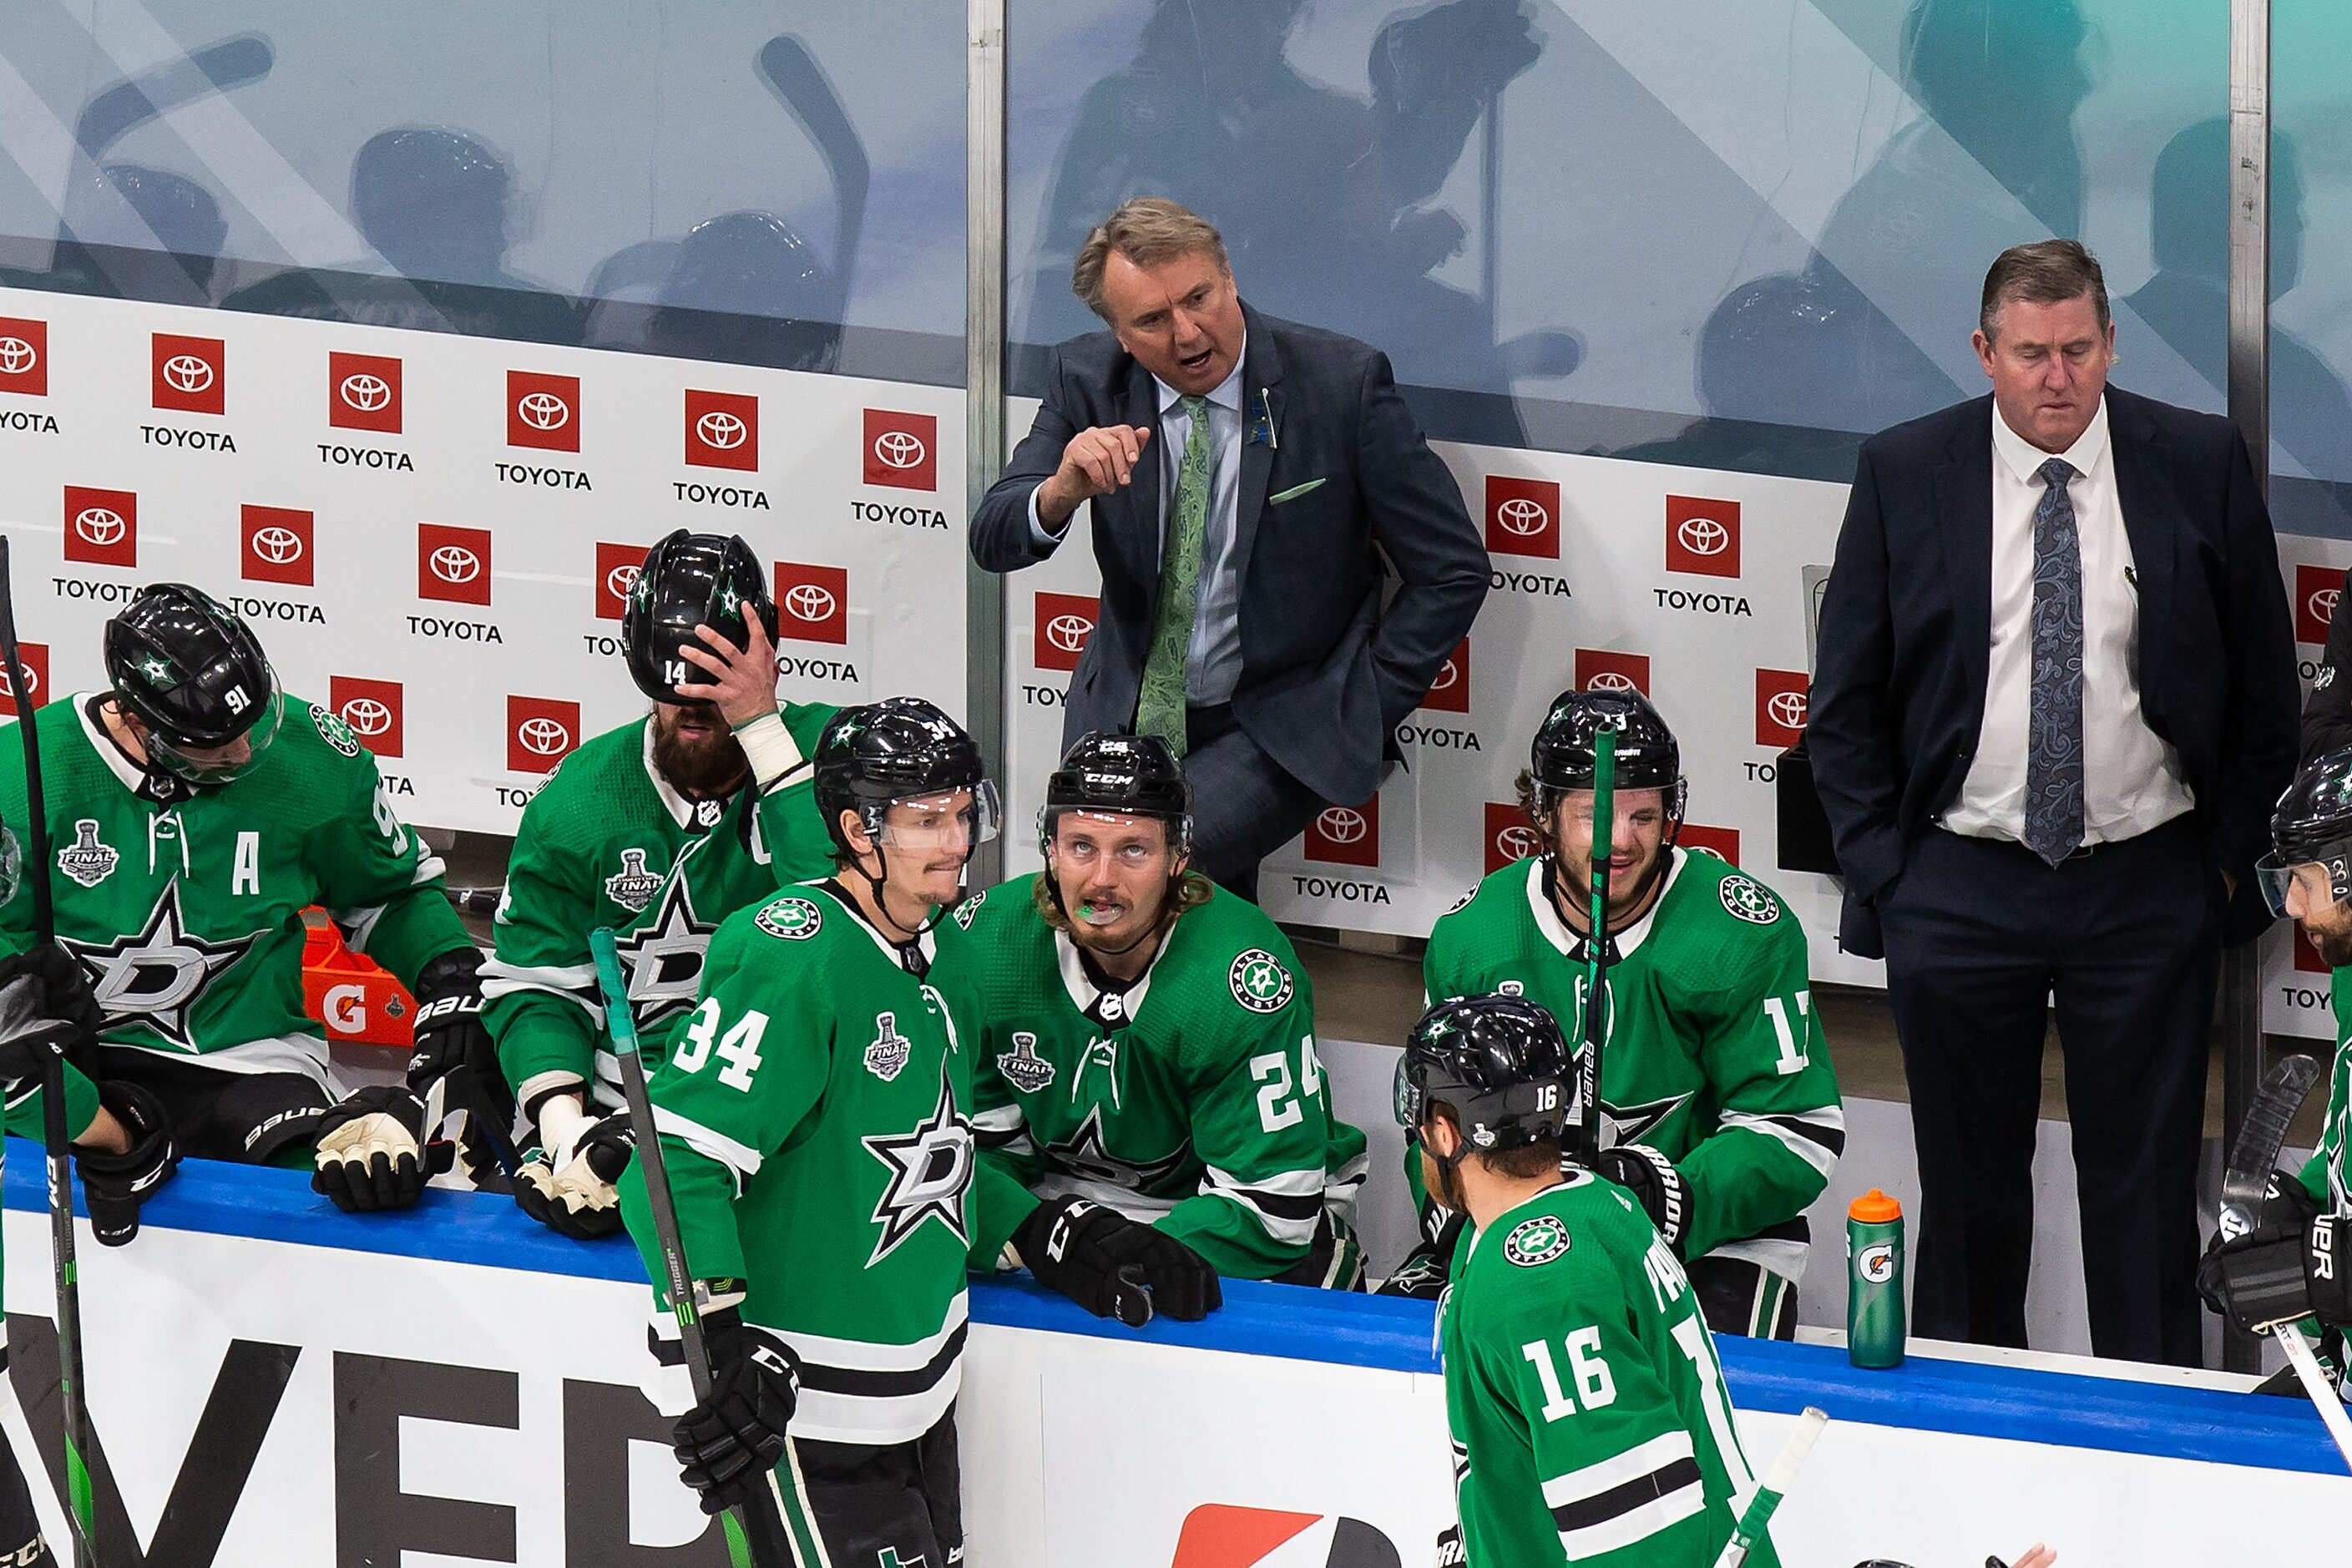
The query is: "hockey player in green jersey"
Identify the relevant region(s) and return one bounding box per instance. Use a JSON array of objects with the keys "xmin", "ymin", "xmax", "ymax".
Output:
[
  {"xmin": 1399, "ymin": 992, "xmax": 1774, "ymax": 1568},
  {"xmin": 485, "ymin": 532, "xmax": 837, "ymax": 1237},
  {"xmin": 623, "ymin": 698, "xmax": 1214, "ymax": 1564},
  {"xmin": 0, "ymin": 586, "xmax": 491, "ymax": 1212},
  {"xmin": 1411, "ymin": 690, "xmax": 1844, "ymax": 1338},
  {"xmin": 963, "ymin": 731, "xmax": 1368, "ymax": 1285}
]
